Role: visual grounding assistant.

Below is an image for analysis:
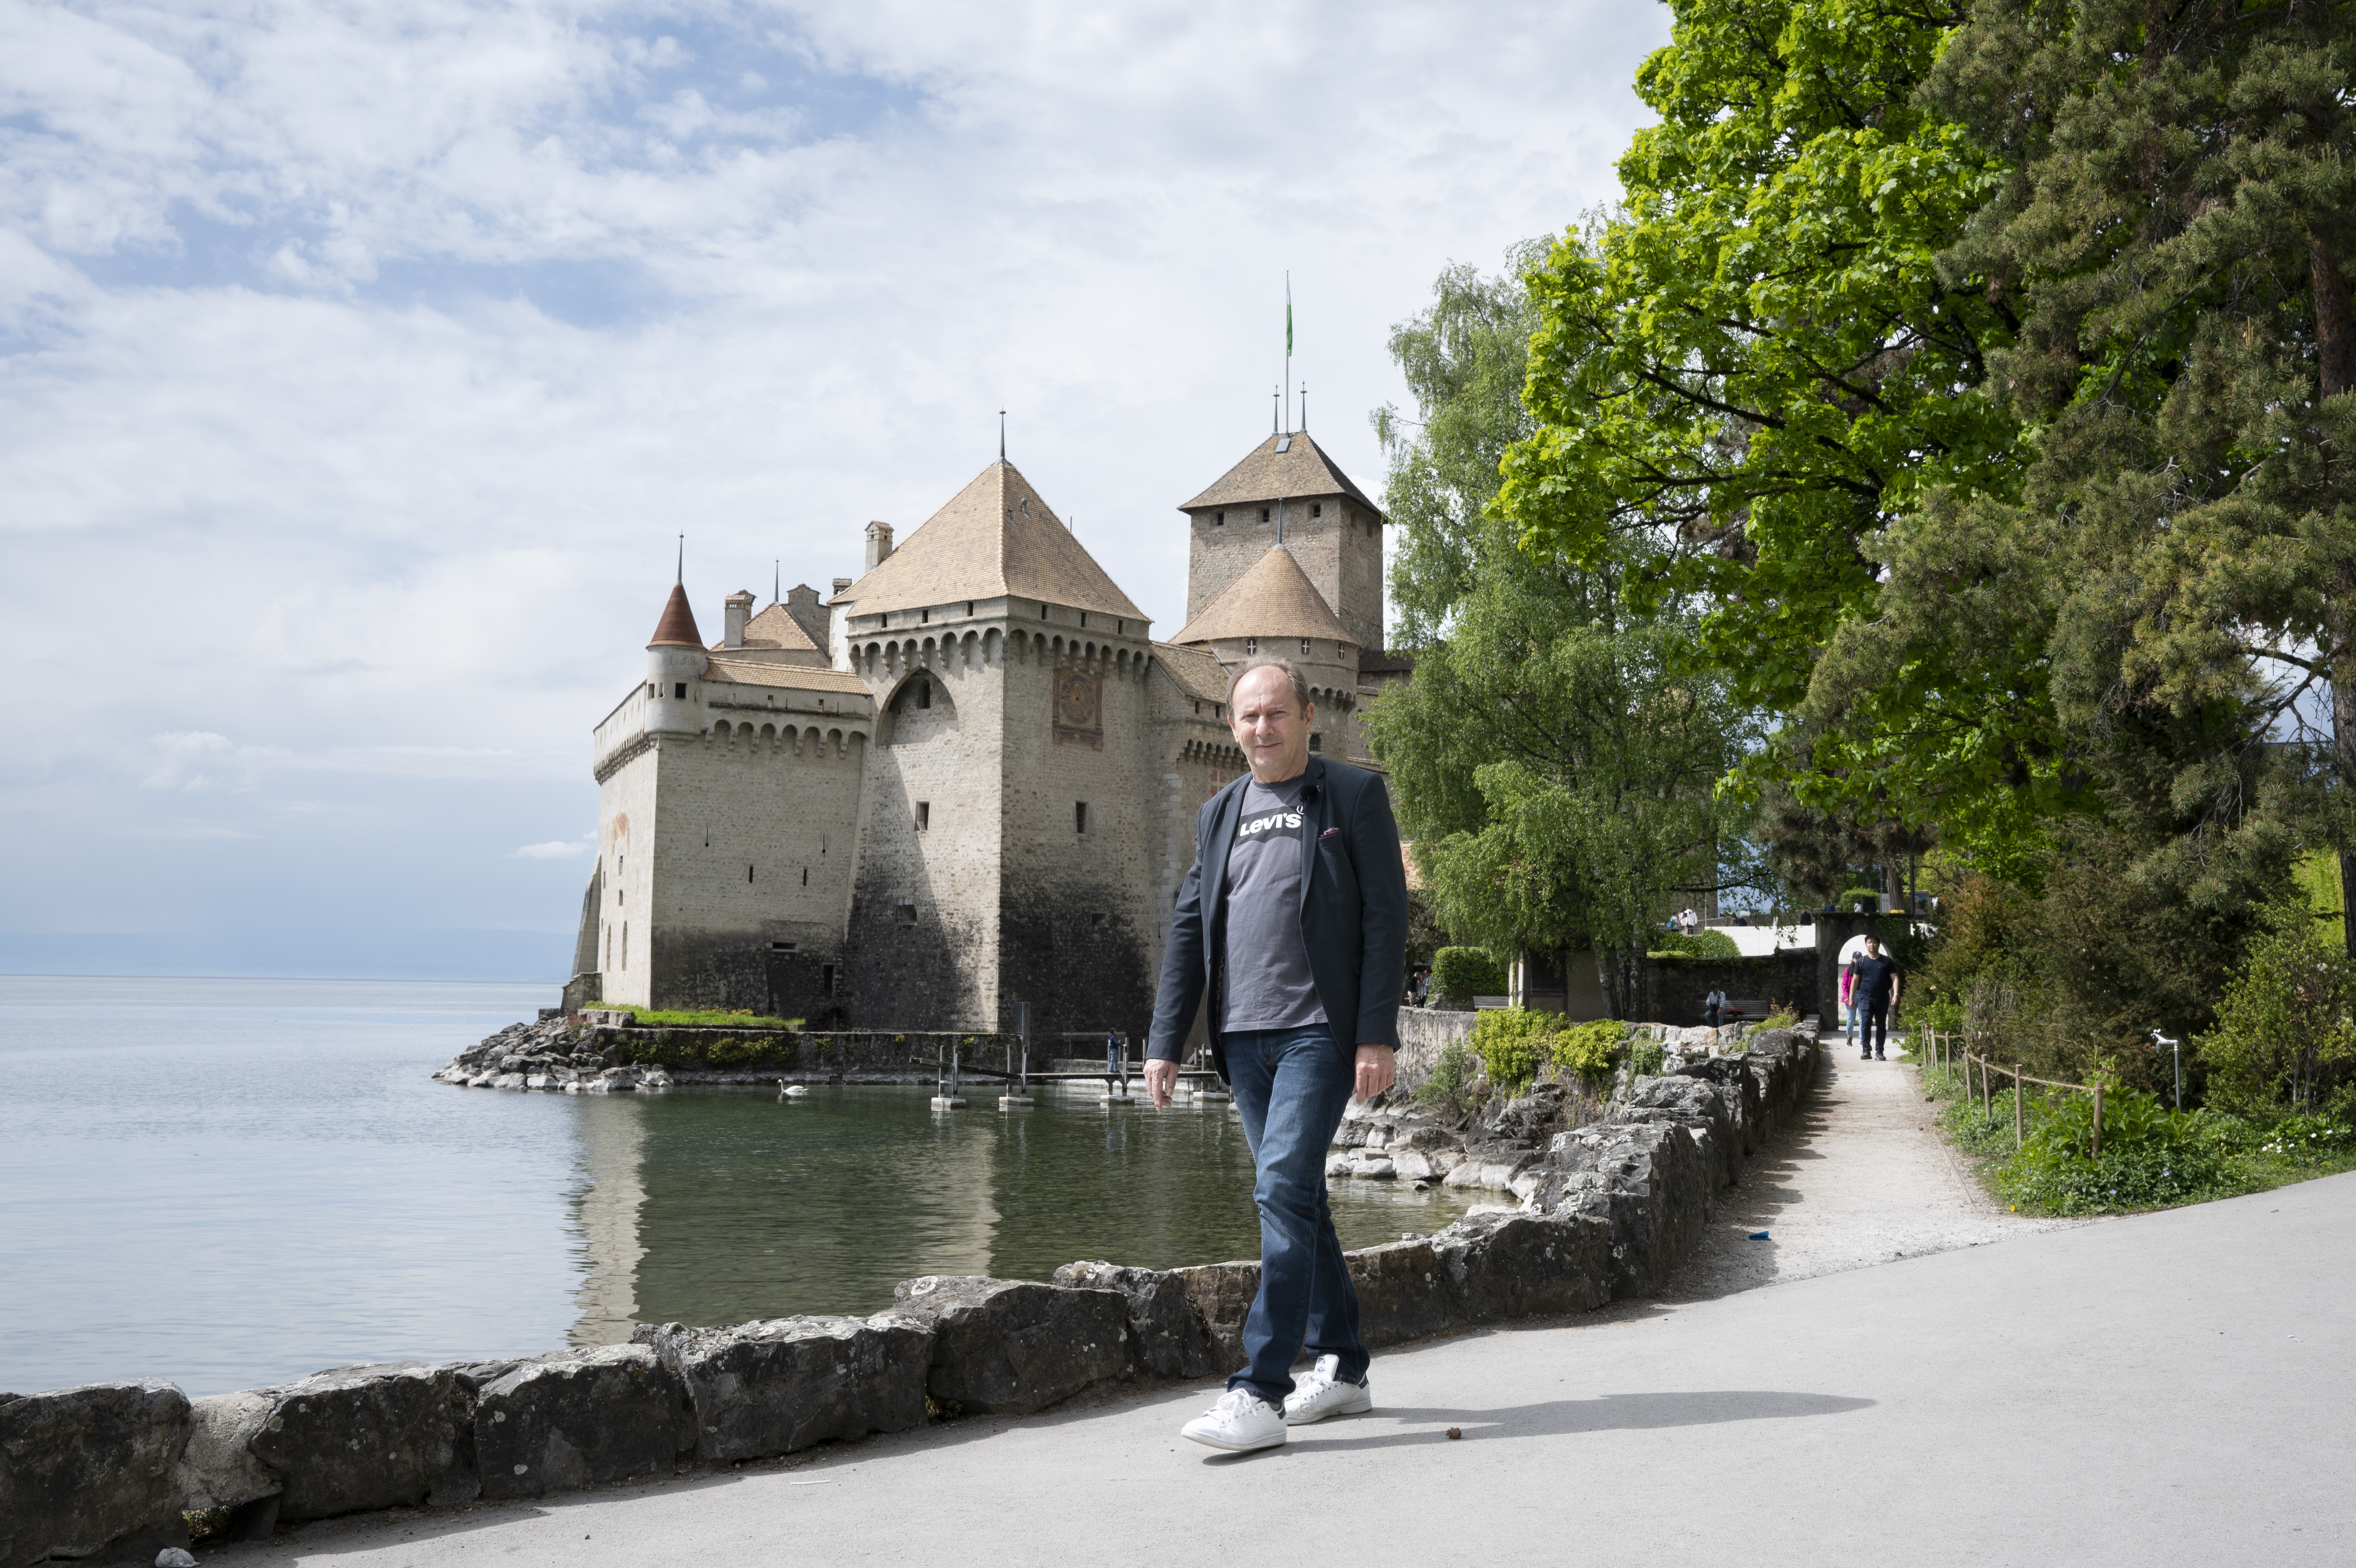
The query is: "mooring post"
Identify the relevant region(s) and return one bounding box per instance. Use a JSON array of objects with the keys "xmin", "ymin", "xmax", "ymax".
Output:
[
  {"xmin": 2014, "ymin": 1064, "xmax": 2024, "ymax": 1148},
  {"xmin": 2092, "ymin": 1081, "xmax": 2104, "ymax": 1159}
]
